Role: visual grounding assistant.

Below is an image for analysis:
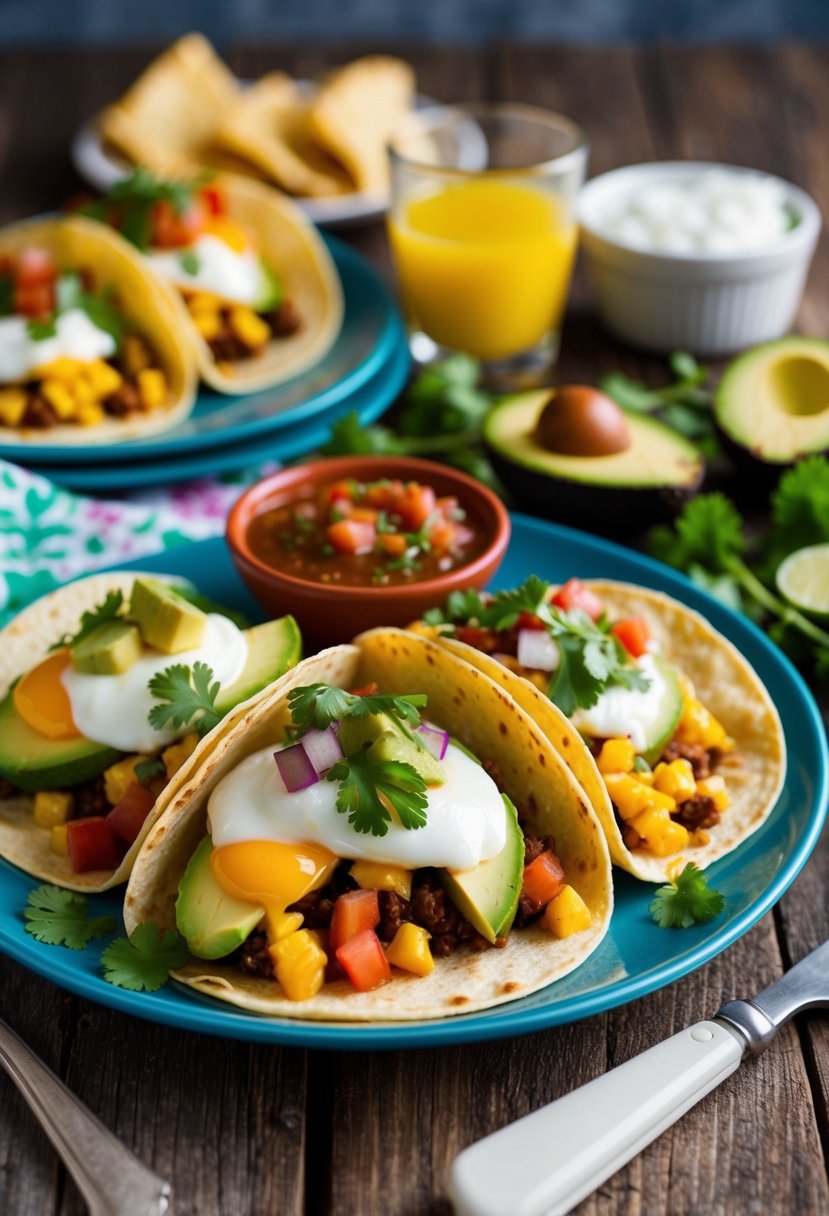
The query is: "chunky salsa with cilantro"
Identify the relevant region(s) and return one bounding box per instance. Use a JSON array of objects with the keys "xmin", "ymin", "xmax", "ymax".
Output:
[{"xmin": 247, "ymin": 477, "xmax": 489, "ymax": 587}]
